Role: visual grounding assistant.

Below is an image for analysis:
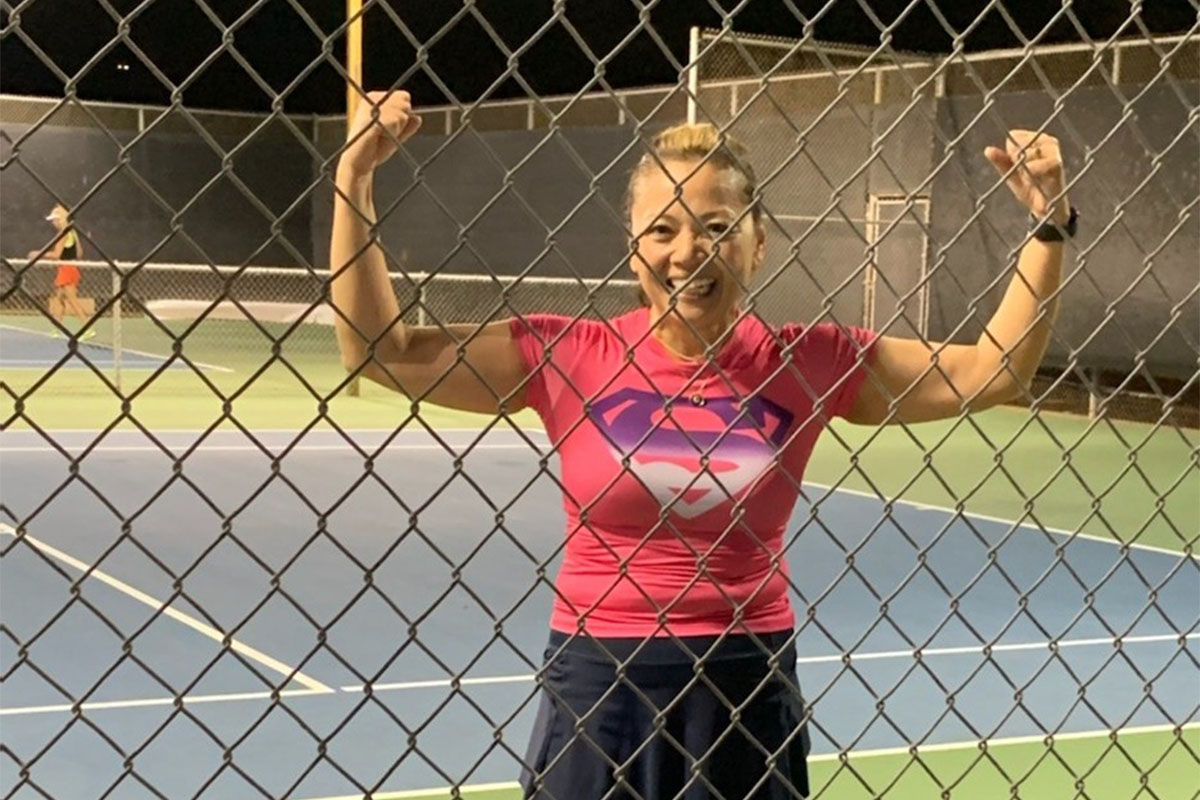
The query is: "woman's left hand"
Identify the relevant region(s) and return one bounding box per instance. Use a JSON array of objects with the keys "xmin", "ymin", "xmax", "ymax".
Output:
[{"xmin": 985, "ymin": 129, "xmax": 1070, "ymax": 225}]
